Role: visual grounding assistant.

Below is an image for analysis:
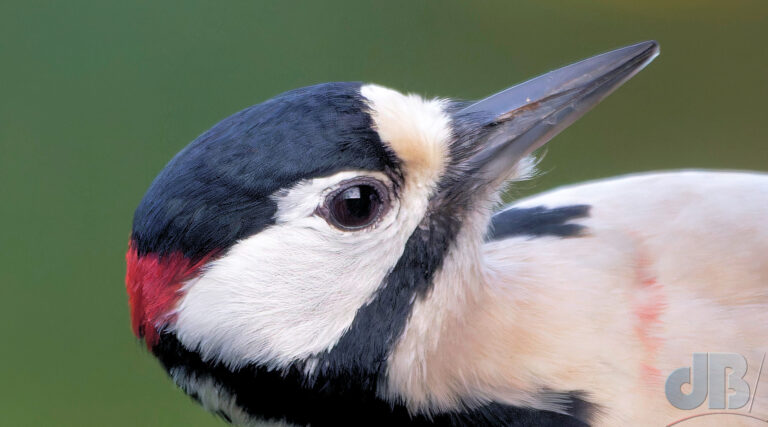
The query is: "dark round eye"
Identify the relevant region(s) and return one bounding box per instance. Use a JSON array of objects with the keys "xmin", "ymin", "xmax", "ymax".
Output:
[{"xmin": 325, "ymin": 181, "xmax": 387, "ymax": 230}]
